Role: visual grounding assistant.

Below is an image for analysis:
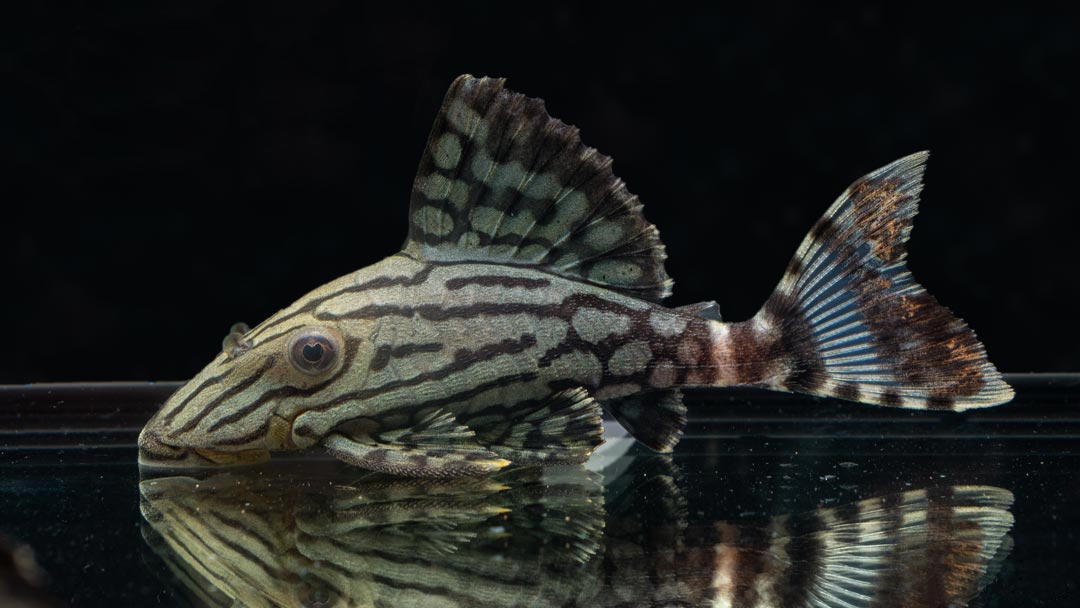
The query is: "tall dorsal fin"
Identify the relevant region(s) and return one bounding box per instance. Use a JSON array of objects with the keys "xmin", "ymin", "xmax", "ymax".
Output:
[{"xmin": 403, "ymin": 74, "xmax": 673, "ymax": 302}]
